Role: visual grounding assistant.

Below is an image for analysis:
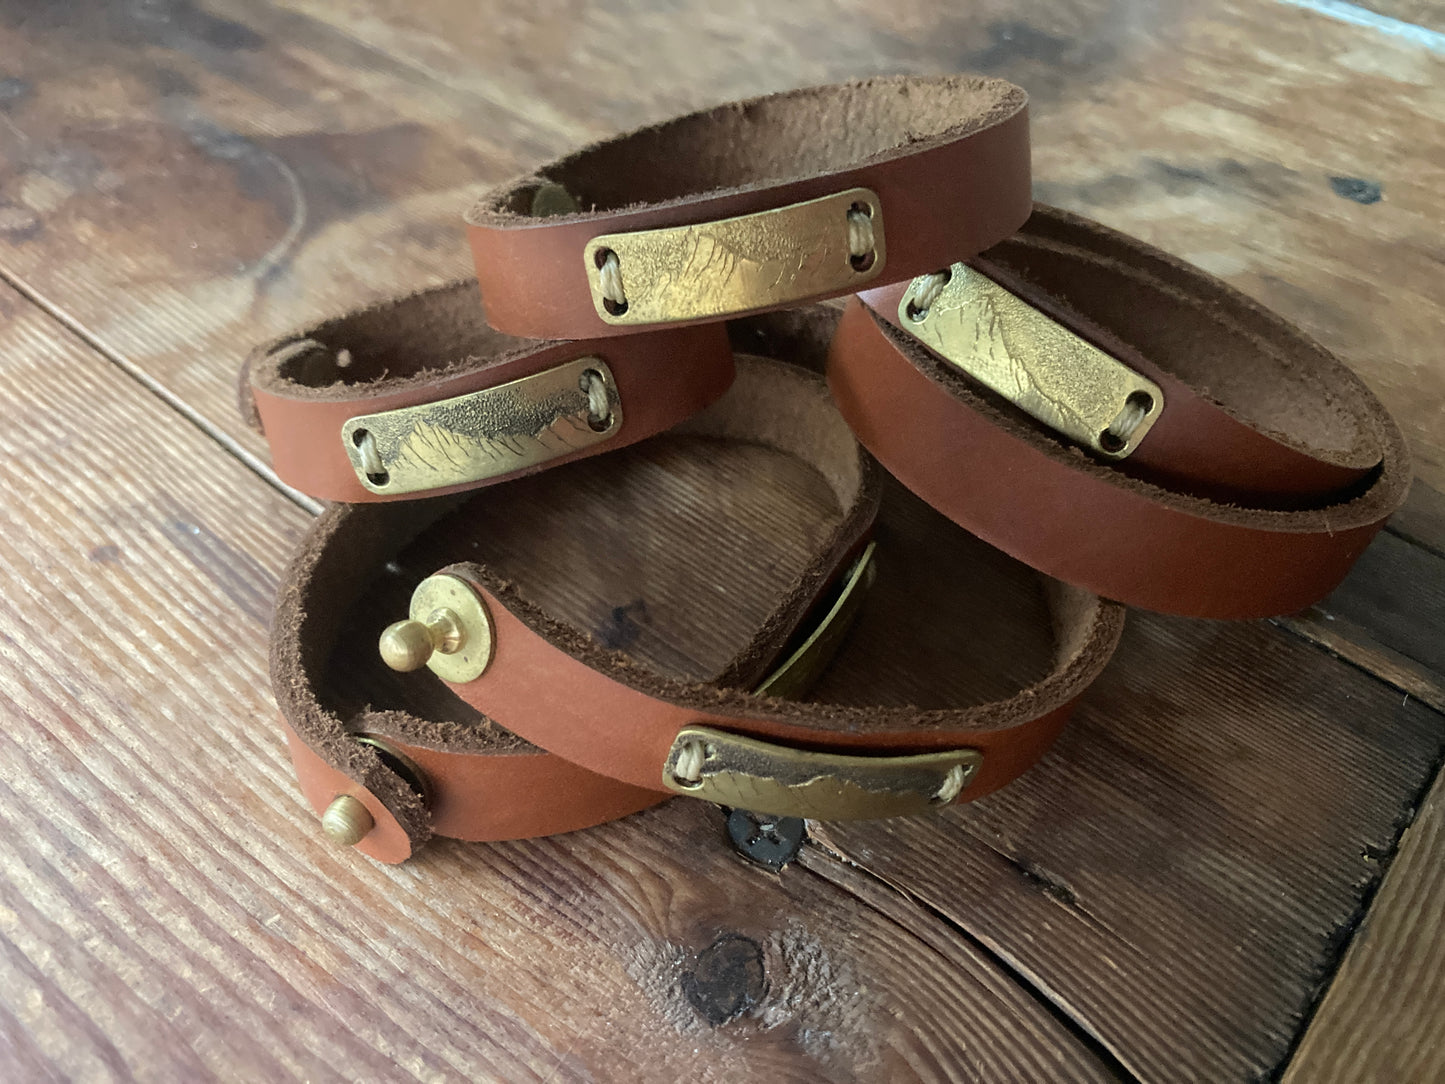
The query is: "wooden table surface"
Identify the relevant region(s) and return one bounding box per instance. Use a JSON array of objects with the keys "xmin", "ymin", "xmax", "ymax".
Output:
[{"xmin": 0, "ymin": 1, "xmax": 1442, "ymax": 1080}]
